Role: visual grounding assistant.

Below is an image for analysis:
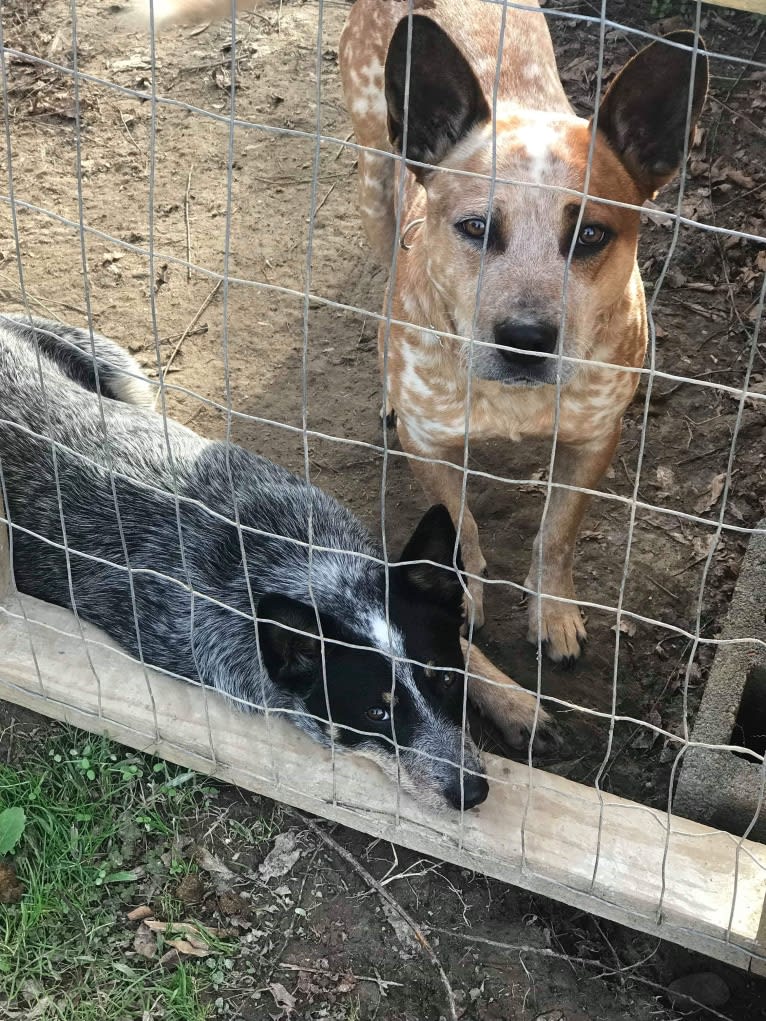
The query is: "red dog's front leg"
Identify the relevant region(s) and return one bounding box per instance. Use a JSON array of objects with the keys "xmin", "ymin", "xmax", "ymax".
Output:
[{"xmin": 525, "ymin": 423, "xmax": 622, "ymax": 666}]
